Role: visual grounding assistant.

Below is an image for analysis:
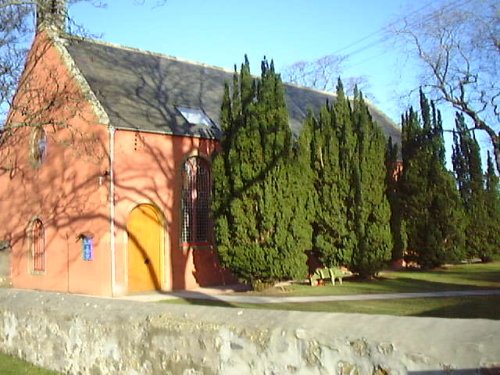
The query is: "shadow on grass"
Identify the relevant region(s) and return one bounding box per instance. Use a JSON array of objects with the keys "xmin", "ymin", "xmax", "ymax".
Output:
[
  {"xmin": 432, "ymin": 268, "xmax": 500, "ymax": 283},
  {"xmin": 374, "ymin": 275, "xmax": 498, "ymax": 292},
  {"xmin": 162, "ymin": 295, "xmax": 500, "ymax": 320},
  {"xmin": 287, "ymin": 277, "xmax": 499, "ymax": 297},
  {"xmin": 287, "ymin": 263, "xmax": 500, "ymax": 297},
  {"xmin": 415, "ymin": 296, "xmax": 500, "ymax": 320}
]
